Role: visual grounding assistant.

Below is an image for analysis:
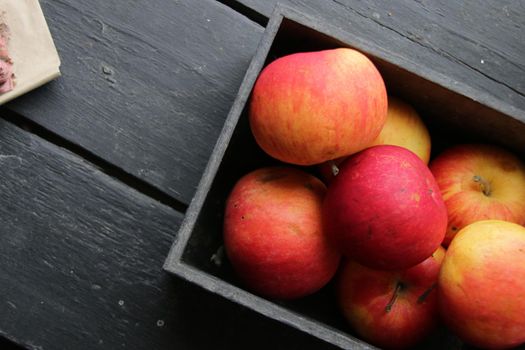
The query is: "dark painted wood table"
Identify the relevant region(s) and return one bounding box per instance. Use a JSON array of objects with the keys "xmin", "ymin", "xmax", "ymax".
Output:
[{"xmin": 0, "ymin": 1, "xmax": 523, "ymax": 349}]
